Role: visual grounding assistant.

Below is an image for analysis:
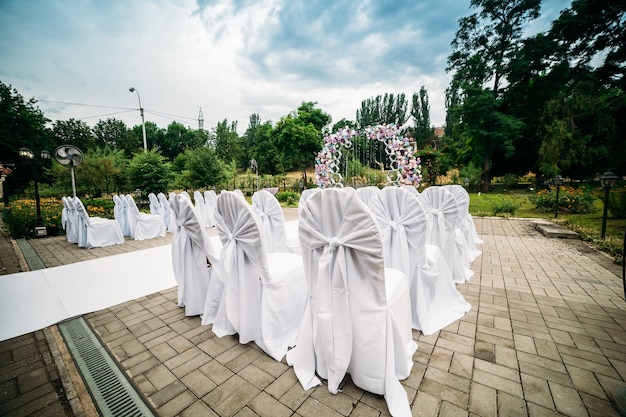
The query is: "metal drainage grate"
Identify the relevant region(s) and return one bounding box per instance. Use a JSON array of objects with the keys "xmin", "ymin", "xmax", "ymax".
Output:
[{"xmin": 58, "ymin": 317, "xmax": 156, "ymax": 417}]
